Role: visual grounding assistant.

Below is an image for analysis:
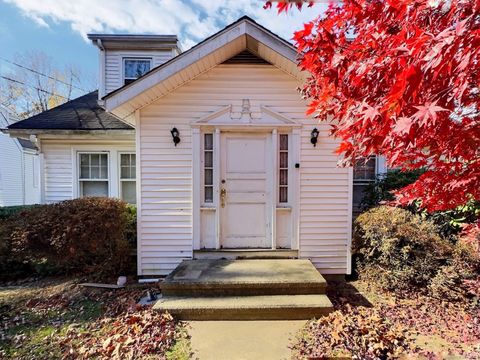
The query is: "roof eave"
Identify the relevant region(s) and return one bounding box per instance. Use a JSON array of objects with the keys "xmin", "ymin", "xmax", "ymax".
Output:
[{"xmin": 3, "ymin": 128, "xmax": 135, "ymax": 137}]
